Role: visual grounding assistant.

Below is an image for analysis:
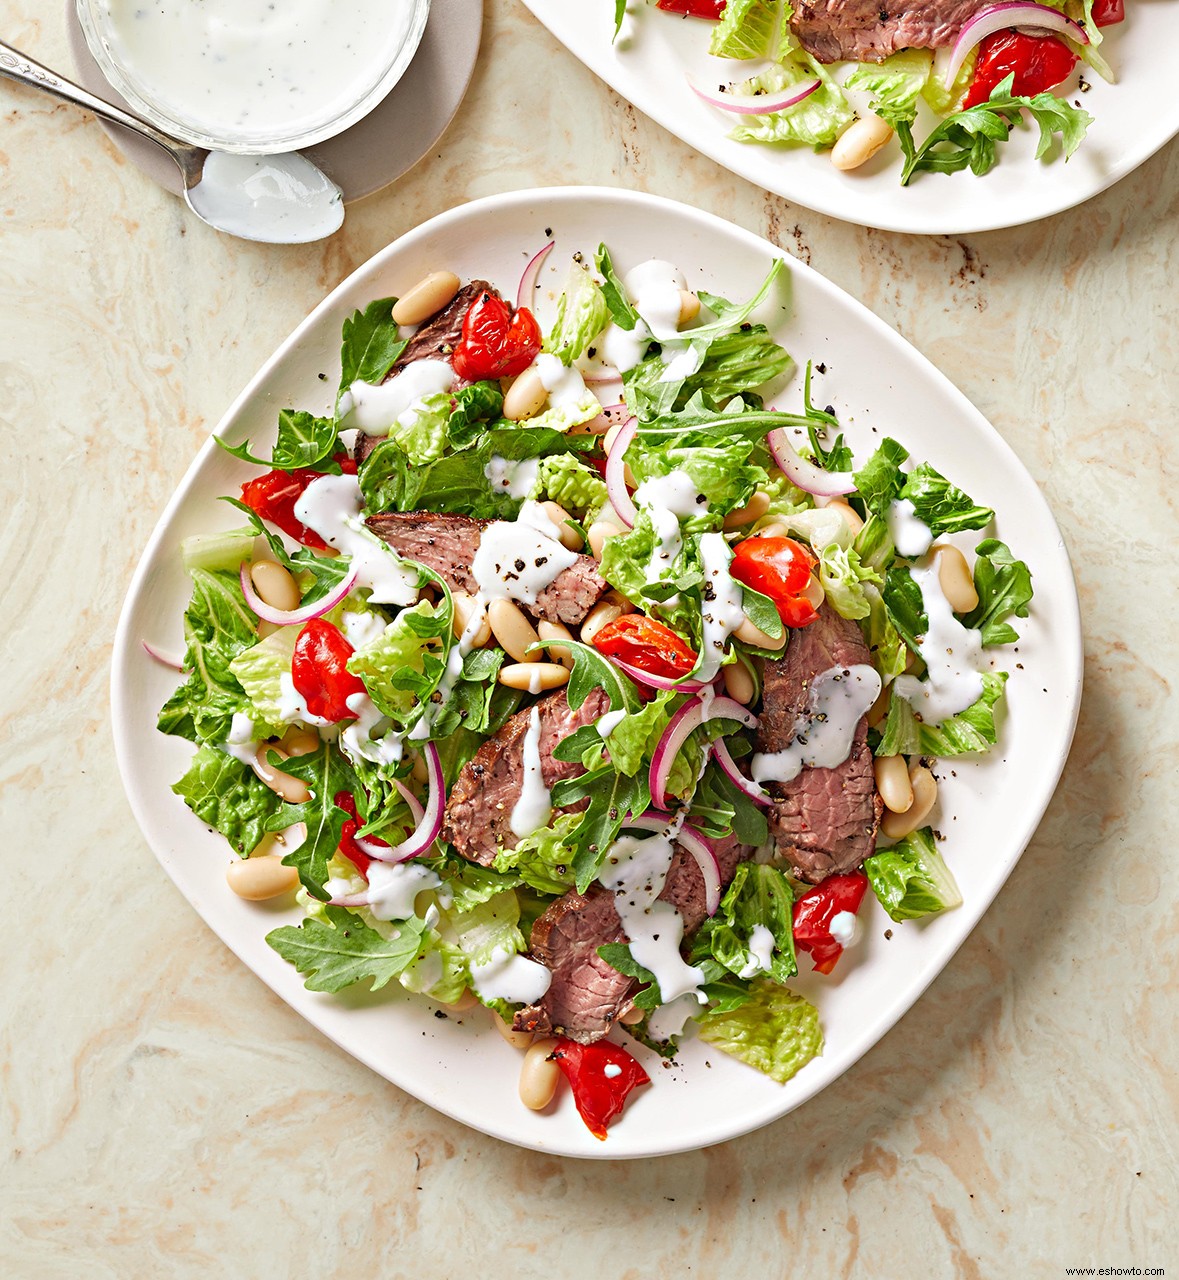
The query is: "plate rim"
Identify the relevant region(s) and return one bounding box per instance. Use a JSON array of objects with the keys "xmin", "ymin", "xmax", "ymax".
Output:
[{"xmin": 110, "ymin": 184, "xmax": 1085, "ymax": 1157}]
